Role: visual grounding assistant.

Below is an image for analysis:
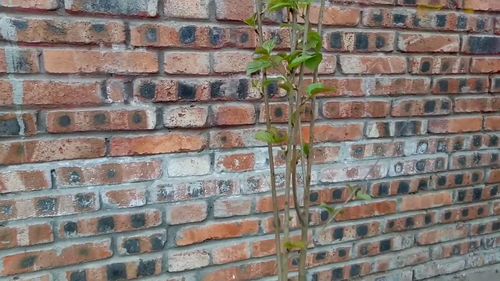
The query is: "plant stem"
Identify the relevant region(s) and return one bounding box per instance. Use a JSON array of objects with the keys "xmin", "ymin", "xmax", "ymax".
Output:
[
  {"xmin": 254, "ymin": 1, "xmax": 284, "ymax": 280},
  {"xmin": 298, "ymin": 0, "xmax": 326, "ymax": 280}
]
